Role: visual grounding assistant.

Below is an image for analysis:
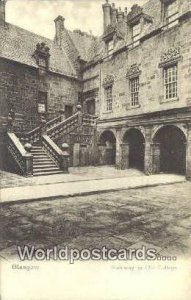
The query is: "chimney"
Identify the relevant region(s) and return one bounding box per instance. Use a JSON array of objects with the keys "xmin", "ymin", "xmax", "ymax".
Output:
[
  {"xmin": 117, "ymin": 7, "xmax": 124, "ymax": 23},
  {"xmin": 0, "ymin": 0, "xmax": 6, "ymax": 26},
  {"xmin": 102, "ymin": 0, "xmax": 111, "ymax": 32},
  {"xmin": 54, "ymin": 15, "xmax": 65, "ymax": 47},
  {"xmin": 111, "ymin": 3, "xmax": 117, "ymax": 26}
]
